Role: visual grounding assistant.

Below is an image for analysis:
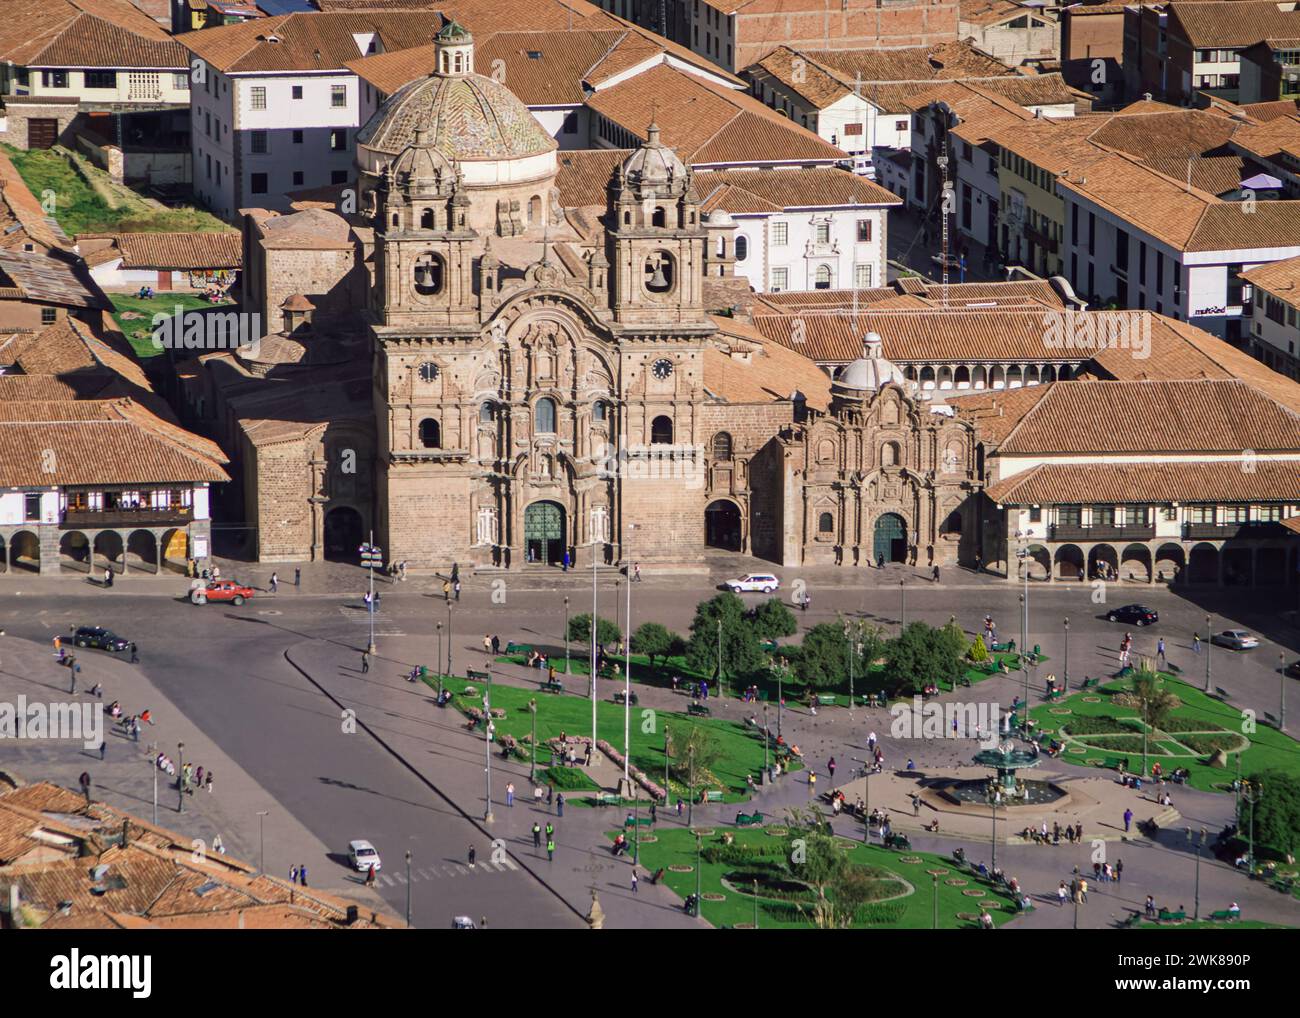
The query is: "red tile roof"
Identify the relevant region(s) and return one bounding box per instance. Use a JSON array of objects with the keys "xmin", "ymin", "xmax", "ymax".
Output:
[{"xmin": 986, "ymin": 460, "xmax": 1300, "ymax": 504}]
